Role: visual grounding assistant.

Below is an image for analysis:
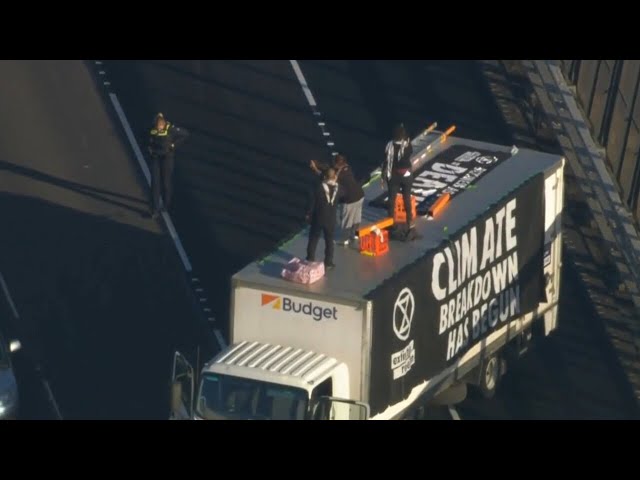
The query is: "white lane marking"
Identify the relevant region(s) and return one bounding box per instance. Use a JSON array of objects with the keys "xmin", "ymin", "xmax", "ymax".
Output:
[
  {"xmin": 0, "ymin": 272, "xmax": 63, "ymax": 420},
  {"xmin": 160, "ymin": 211, "xmax": 192, "ymax": 272},
  {"xmin": 0, "ymin": 272, "xmax": 19, "ymax": 319},
  {"xmin": 215, "ymin": 330, "xmax": 227, "ymax": 349},
  {"xmin": 448, "ymin": 406, "xmax": 462, "ymax": 420},
  {"xmin": 289, "ymin": 60, "xmax": 317, "ymax": 108},
  {"xmin": 39, "ymin": 370, "xmax": 63, "ymax": 420},
  {"xmin": 109, "ymin": 95, "xmax": 151, "ymax": 184},
  {"xmin": 109, "ymin": 93, "xmax": 192, "ymax": 272},
  {"xmin": 290, "ymin": 61, "xmax": 340, "ymax": 159}
]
